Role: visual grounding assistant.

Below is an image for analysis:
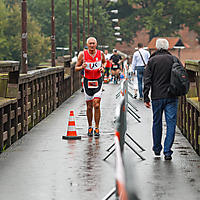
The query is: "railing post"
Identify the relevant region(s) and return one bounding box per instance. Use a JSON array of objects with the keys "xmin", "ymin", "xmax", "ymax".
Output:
[
  {"xmin": 70, "ymin": 66, "xmax": 74, "ymax": 95},
  {"xmin": 87, "ymin": 0, "xmax": 90, "ymax": 37},
  {"xmin": 77, "ymin": 0, "xmax": 80, "ymax": 52},
  {"xmin": 24, "ymin": 83, "xmax": 28, "ymax": 133},
  {"xmin": 0, "ymin": 108, "xmax": 3, "ymax": 152},
  {"xmin": 69, "ymin": 0, "xmax": 72, "ymax": 58},
  {"xmin": 51, "ymin": 0, "xmax": 56, "ymax": 67},
  {"xmin": 21, "ymin": 0, "xmax": 28, "ymax": 73},
  {"xmin": 83, "ymin": 0, "xmax": 86, "ymax": 47},
  {"xmin": 92, "ymin": 0, "xmax": 94, "ymax": 35}
]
